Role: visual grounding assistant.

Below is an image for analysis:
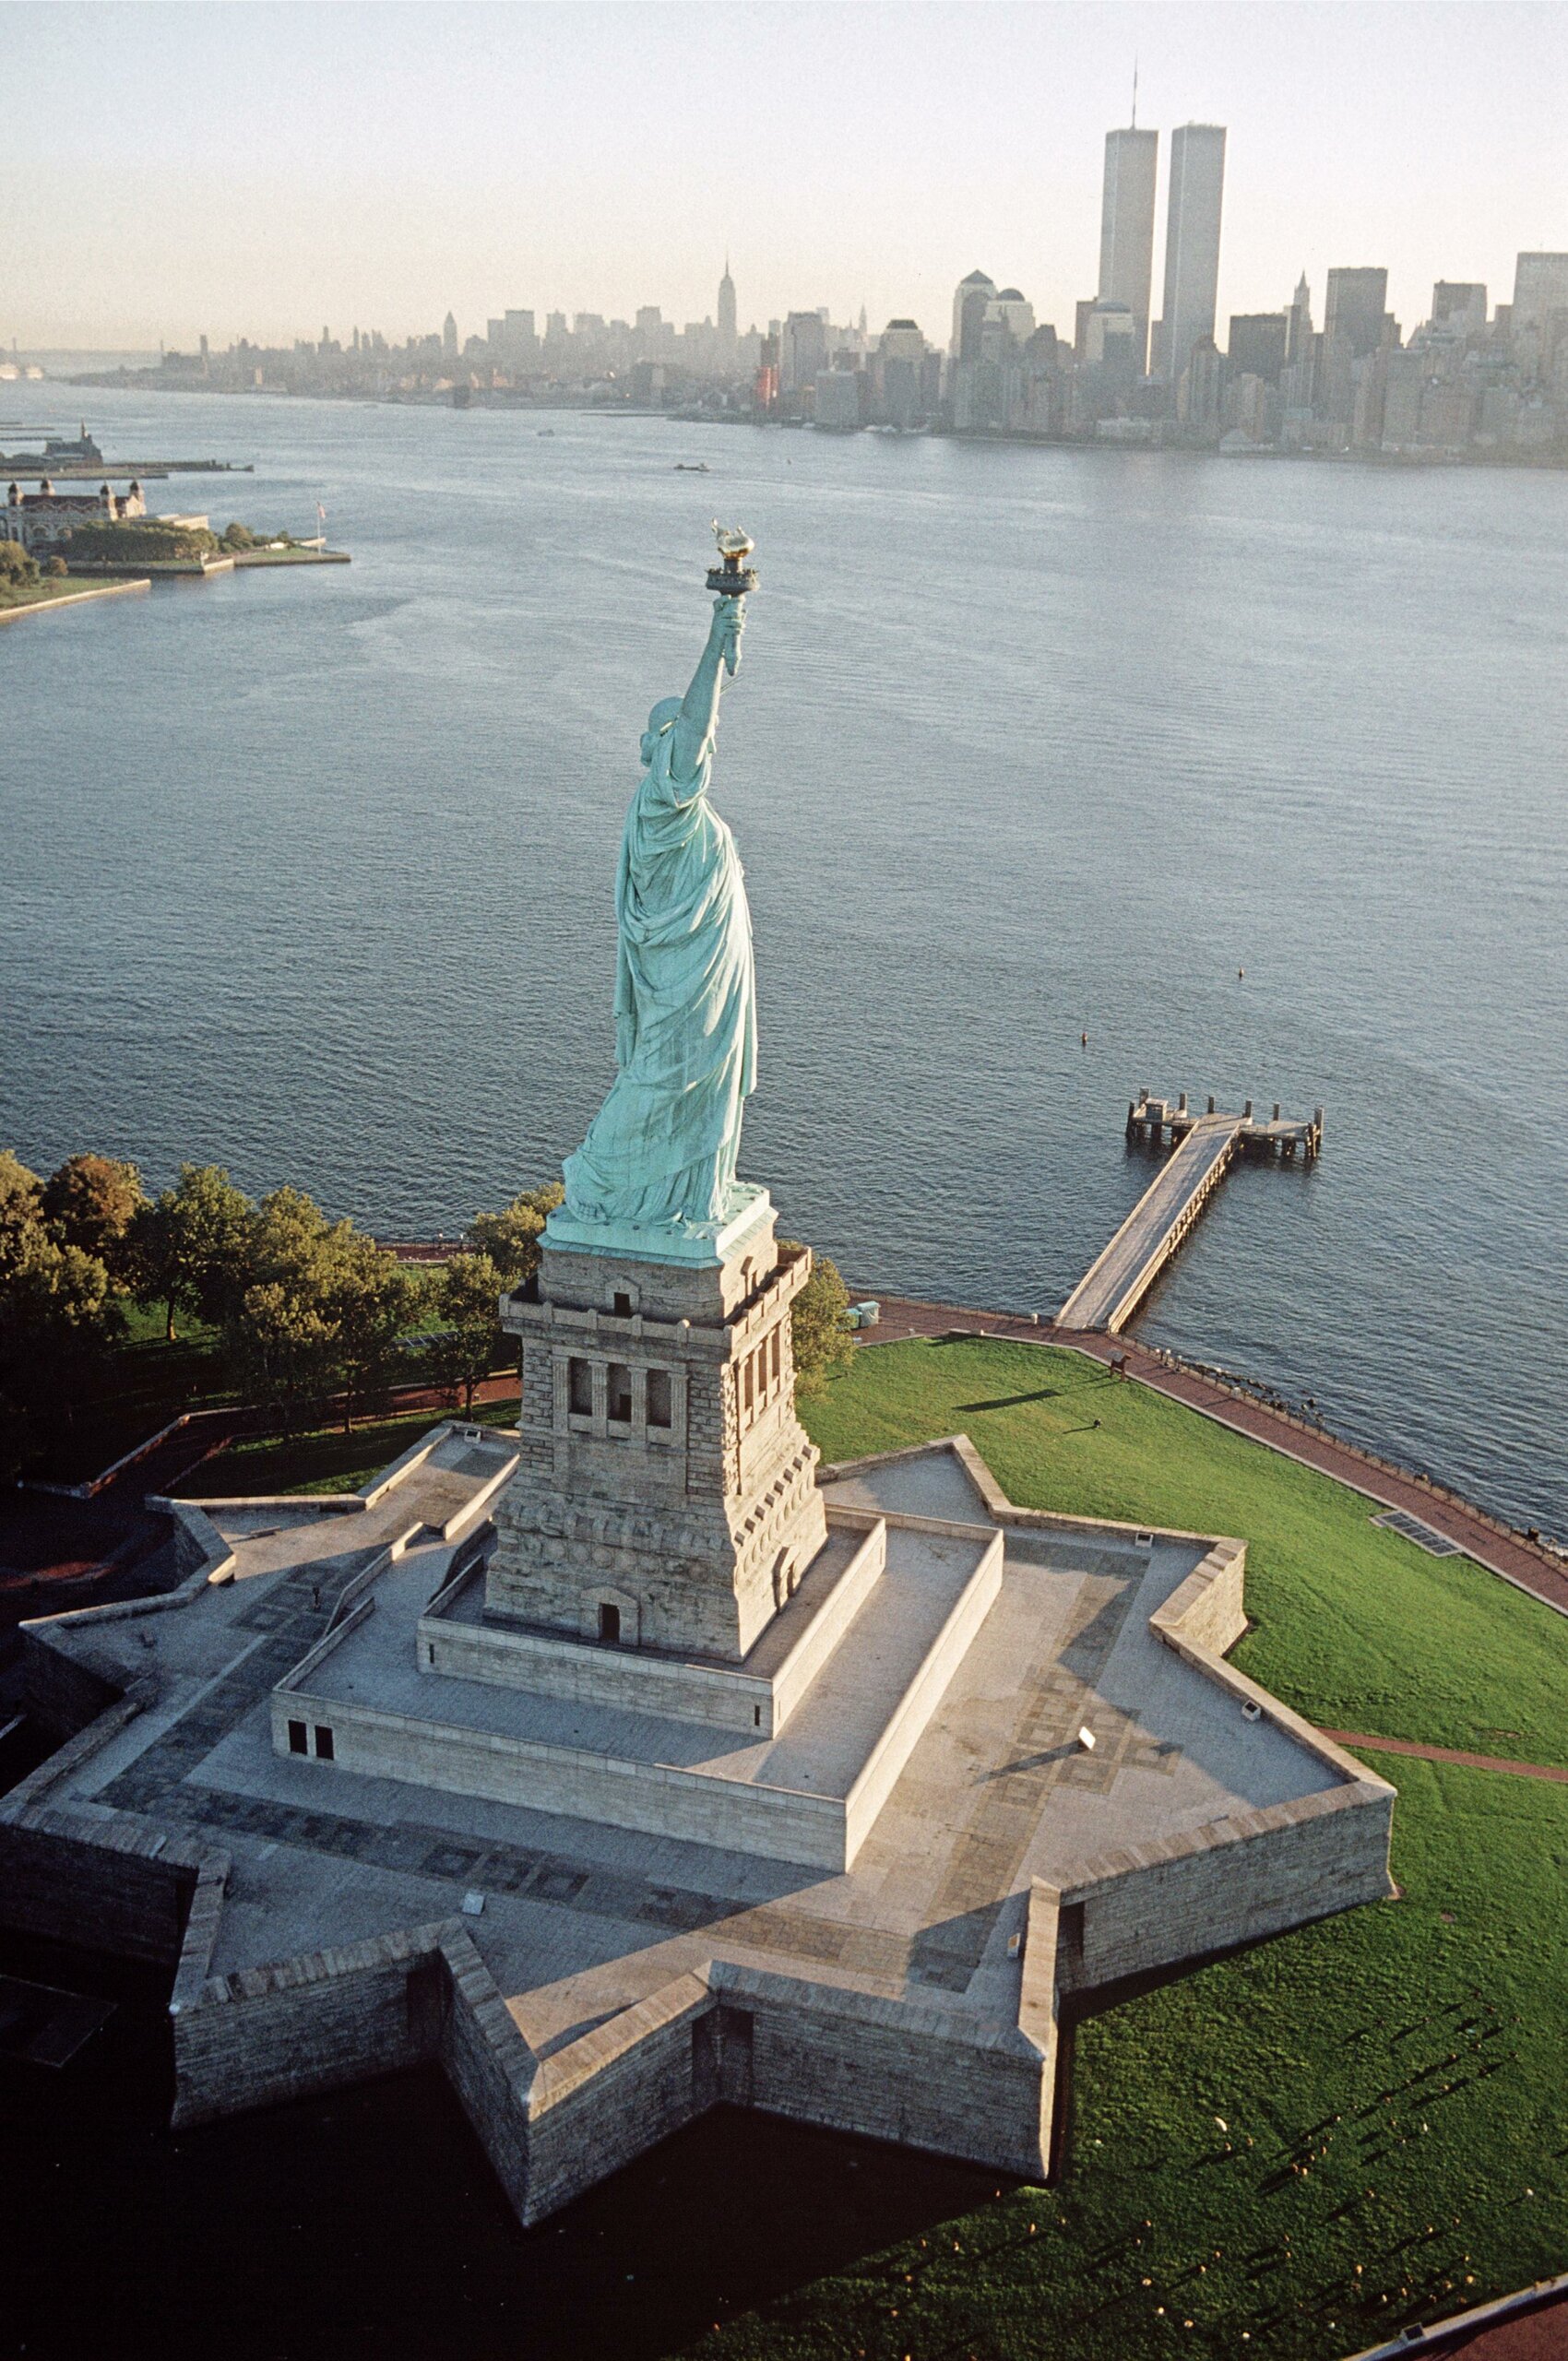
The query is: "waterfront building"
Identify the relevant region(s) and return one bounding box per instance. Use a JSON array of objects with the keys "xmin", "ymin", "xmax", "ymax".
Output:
[
  {"xmin": 949, "ymin": 268, "xmax": 996, "ymax": 363},
  {"xmin": 1324, "ymin": 267, "xmax": 1390, "ymax": 360},
  {"xmin": 754, "ymin": 329, "xmax": 779, "ymax": 414},
  {"xmin": 1379, "ymin": 350, "xmax": 1426, "ymax": 447},
  {"xmin": 813, "ymin": 367, "xmax": 863, "ymax": 428},
  {"xmin": 3, "ymin": 476, "xmax": 147, "ymax": 552},
  {"xmin": 1223, "ymin": 370, "xmax": 1275, "ymax": 445},
  {"xmin": 1156, "ymin": 124, "xmax": 1227, "ymax": 397},
  {"xmin": 1319, "ymin": 268, "xmax": 1394, "ymax": 435},
  {"xmin": 1432, "ymin": 281, "xmax": 1488, "ymax": 333},
  {"xmin": 1281, "ymin": 273, "xmax": 1317, "ymax": 413},
  {"xmin": 1510, "ymin": 253, "xmax": 1568, "ymax": 379},
  {"xmin": 779, "ymin": 311, "xmax": 829, "ymax": 397},
  {"xmin": 868, "ymin": 319, "xmax": 937, "ymax": 428},
  {"xmin": 1228, "ymin": 312, "xmax": 1288, "ymax": 386},
  {"xmin": 987, "ymin": 288, "xmax": 1036, "ymax": 344},
  {"xmin": 1098, "ymin": 123, "xmax": 1158, "ymax": 375},
  {"xmin": 1177, "ymin": 334, "xmax": 1225, "ymax": 433},
  {"xmin": 498, "ymin": 309, "xmax": 538, "ymax": 367}
]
